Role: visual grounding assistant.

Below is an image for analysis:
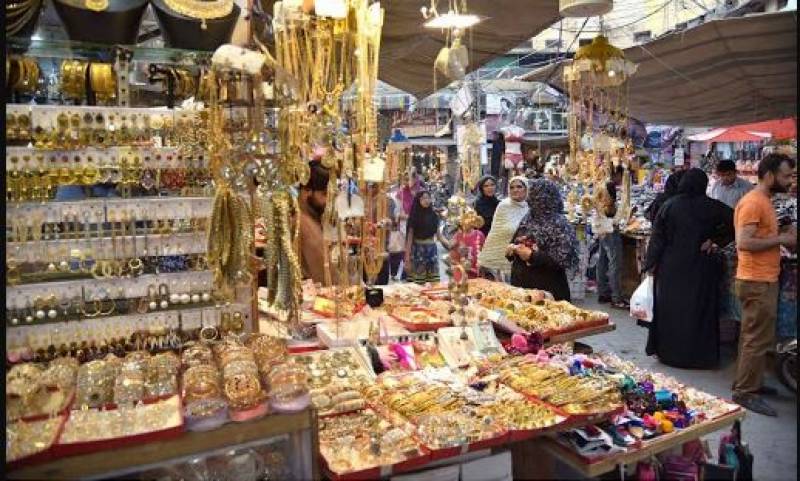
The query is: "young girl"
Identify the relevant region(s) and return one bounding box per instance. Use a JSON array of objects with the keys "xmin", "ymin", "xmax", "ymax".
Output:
[
  {"xmin": 449, "ymin": 210, "xmax": 486, "ymax": 279},
  {"xmin": 405, "ymin": 191, "xmax": 447, "ymax": 285}
]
